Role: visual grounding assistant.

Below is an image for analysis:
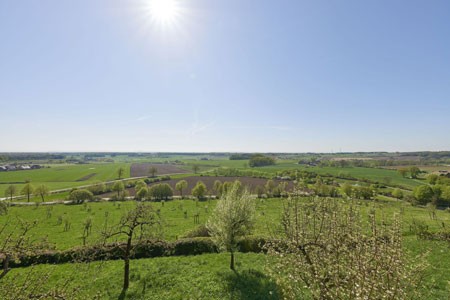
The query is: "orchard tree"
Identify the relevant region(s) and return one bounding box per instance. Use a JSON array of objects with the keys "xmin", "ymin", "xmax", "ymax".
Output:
[
  {"xmin": 206, "ymin": 182, "xmax": 255, "ymax": 270},
  {"xmin": 34, "ymin": 185, "xmax": 49, "ymax": 202},
  {"xmin": 264, "ymin": 180, "xmax": 276, "ymax": 197},
  {"xmin": 413, "ymin": 185, "xmax": 434, "ymax": 205},
  {"xmin": 398, "ymin": 168, "xmax": 409, "ymax": 178},
  {"xmin": 135, "ymin": 187, "xmax": 148, "ymax": 201},
  {"xmin": 134, "ymin": 180, "xmax": 147, "ymax": 193},
  {"xmin": 213, "ymin": 180, "xmax": 223, "ymax": 197},
  {"xmin": 102, "ymin": 203, "xmax": 161, "ymax": 291},
  {"xmin": 175, "ymin": 180, "xmax": 188, "ymax": 198},
  {"xmin": 340, "ymin": 183, "xmax": 353, "ymax": 198},
  {"xmin": 409, "ymin": 167, "xmax": 421, "ymax": 179},
  {"xmin": 149, "ymin": 183, "xmax": 173, "ymax": 200},
  {"xmin": 149, "ymin": 166, "xmax": 158, "ymax": 178},
  {"xmin": 112, "ymin": 181, "xmax": 125, "ymax": 199},
  {"xmin": 192, "ymin": 165, "xmax": 200, "ymax": 174},
  {"xmin": 392, "ymin": 188, "xmax": 404, "ymax": 200},
  {"xmin": 192, "ymin": 181, "xmax": 207, "ymax": 200},
  {"xmin": 427, "ymin": 174, "xmax": 439, "ymax": 185},
  {"xmin": 4, "ymin": 185, "xmax": 16, "ymax": 201},
  {"xmin": 69, "ymin": 189, "xmax": 94, "ymax": 204},
  {"xmin": 266, "ymin": 197, "xmax": 426, "ymax": 299},
  {"xmin": 88, "ymin": 181, "xmax": 106, "ymax": 195},
  {"xmin": 21, "ymin": 183, "xmax": 34, "ymax": 202},
  {"xmin": 117, "ymin": 167, "xmax": 125, "ymax": 180}
]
